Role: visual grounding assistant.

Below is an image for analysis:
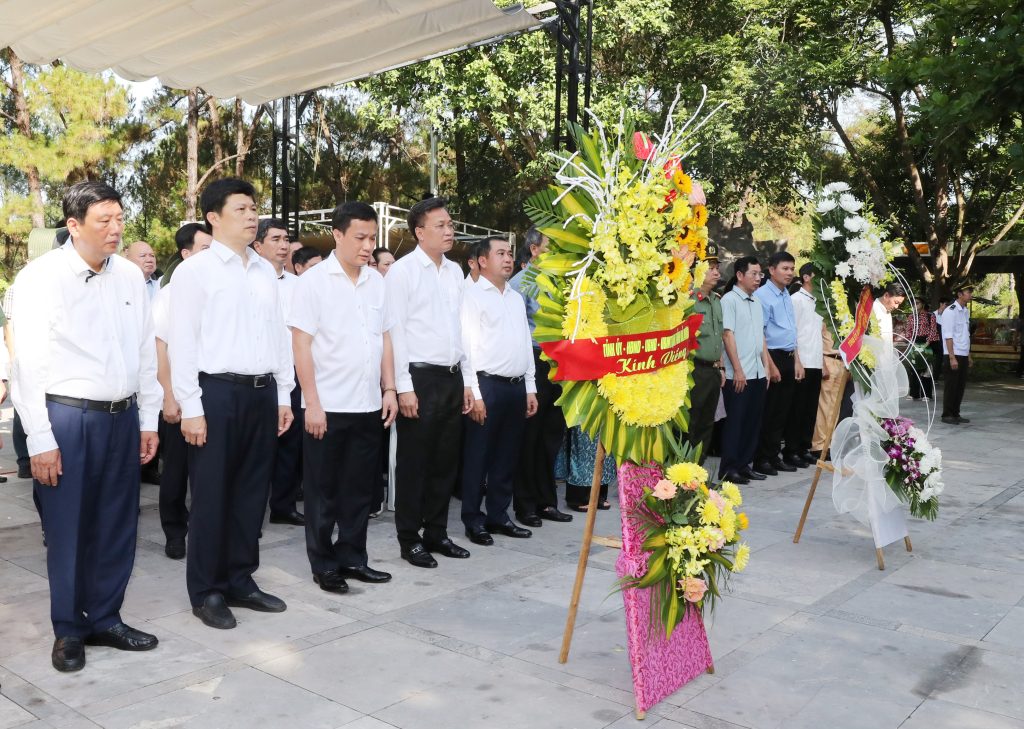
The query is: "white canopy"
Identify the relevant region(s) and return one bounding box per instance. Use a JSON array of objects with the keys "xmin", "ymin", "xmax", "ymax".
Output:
[{"xmin": 1, "ymin": 0, "xmax": 541, "ymax": 104}]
